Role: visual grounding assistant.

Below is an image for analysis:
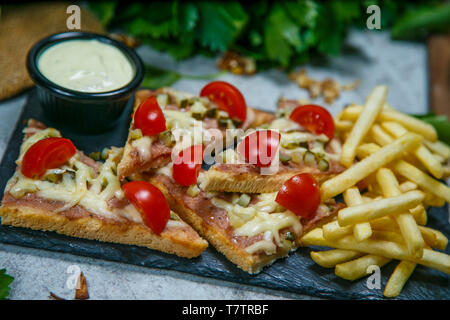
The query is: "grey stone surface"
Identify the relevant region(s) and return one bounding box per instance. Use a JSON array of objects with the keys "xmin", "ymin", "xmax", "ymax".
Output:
[{"xmin": 0, "ymin": 30, "xmax": 428, "ymax": 300}]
